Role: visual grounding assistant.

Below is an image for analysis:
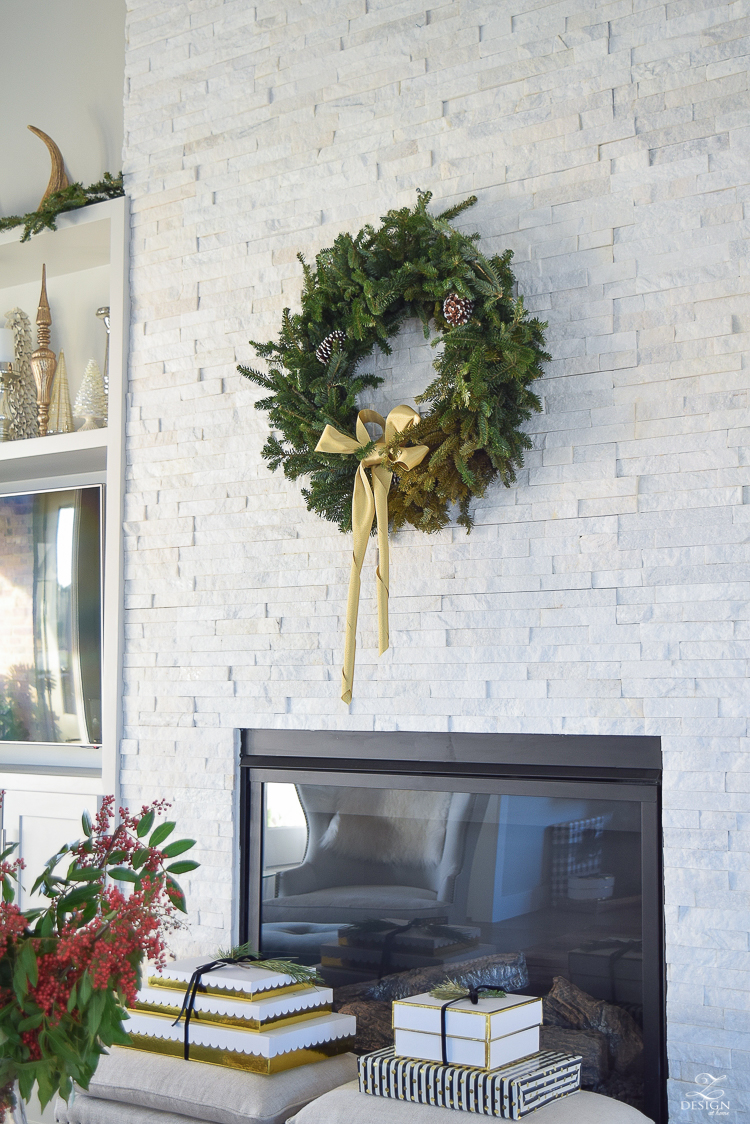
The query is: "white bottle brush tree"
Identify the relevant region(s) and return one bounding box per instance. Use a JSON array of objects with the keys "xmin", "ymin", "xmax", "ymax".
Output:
[{"xmin": 73, "ymin": 359, "xmax": 107, "ymax": 429}]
